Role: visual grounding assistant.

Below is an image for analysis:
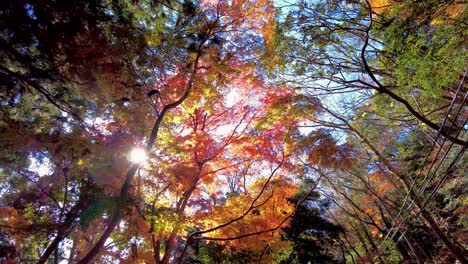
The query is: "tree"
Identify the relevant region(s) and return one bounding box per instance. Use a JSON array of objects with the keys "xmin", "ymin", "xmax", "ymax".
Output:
[
  {"xmin": 274, "ymin": 0, "xmax": 467, "ymax": 263},
  {"xmin": 281, "ymin": 187, "xmax": 344, "ymax": 264},
  {"xmin": 0, "ymin": 0, "xmax": 320, "ymax": 263},
  {"xmin": 275, "ymin": 0, "xmax": 467, "ymax": 146},
  {"xmin": 1, "ymin": 0, "xmax": 466, "ymax": 263}
]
